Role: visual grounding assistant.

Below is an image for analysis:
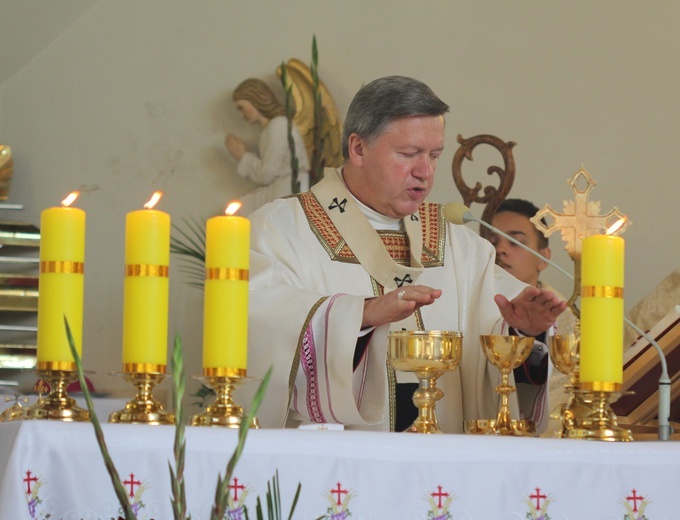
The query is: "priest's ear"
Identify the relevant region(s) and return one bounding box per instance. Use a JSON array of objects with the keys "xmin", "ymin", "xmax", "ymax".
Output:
[{"xmin": 346, "ymin": 133, "xmax": 367, "ymax": 167}]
